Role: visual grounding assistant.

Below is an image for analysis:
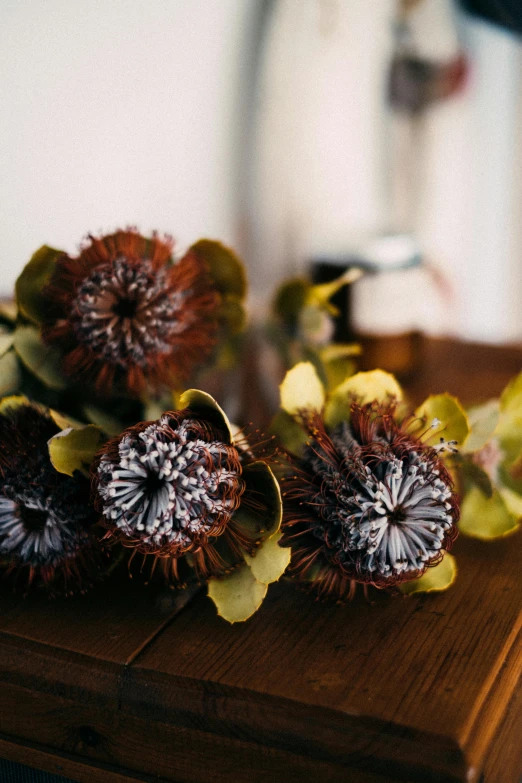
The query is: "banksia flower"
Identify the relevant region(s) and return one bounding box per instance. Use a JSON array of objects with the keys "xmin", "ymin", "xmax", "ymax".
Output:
[
  {"xmin": 41, "ymin": 230, "xmax": 219, "ymax": 396},
  {"xmin": 92, "ymin": 391, "xmax": 288, "ymax": 621},
  {"xmin": 13, "ymin": 231, "xmax": 247, "ymax": 401},
  {"xmin": 0, "ymin": 398, "xmax": 103, "ymax": 594},
  {"xmin": 277, "ymin": 364, "xmax": 467, "ymax": 601}
]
